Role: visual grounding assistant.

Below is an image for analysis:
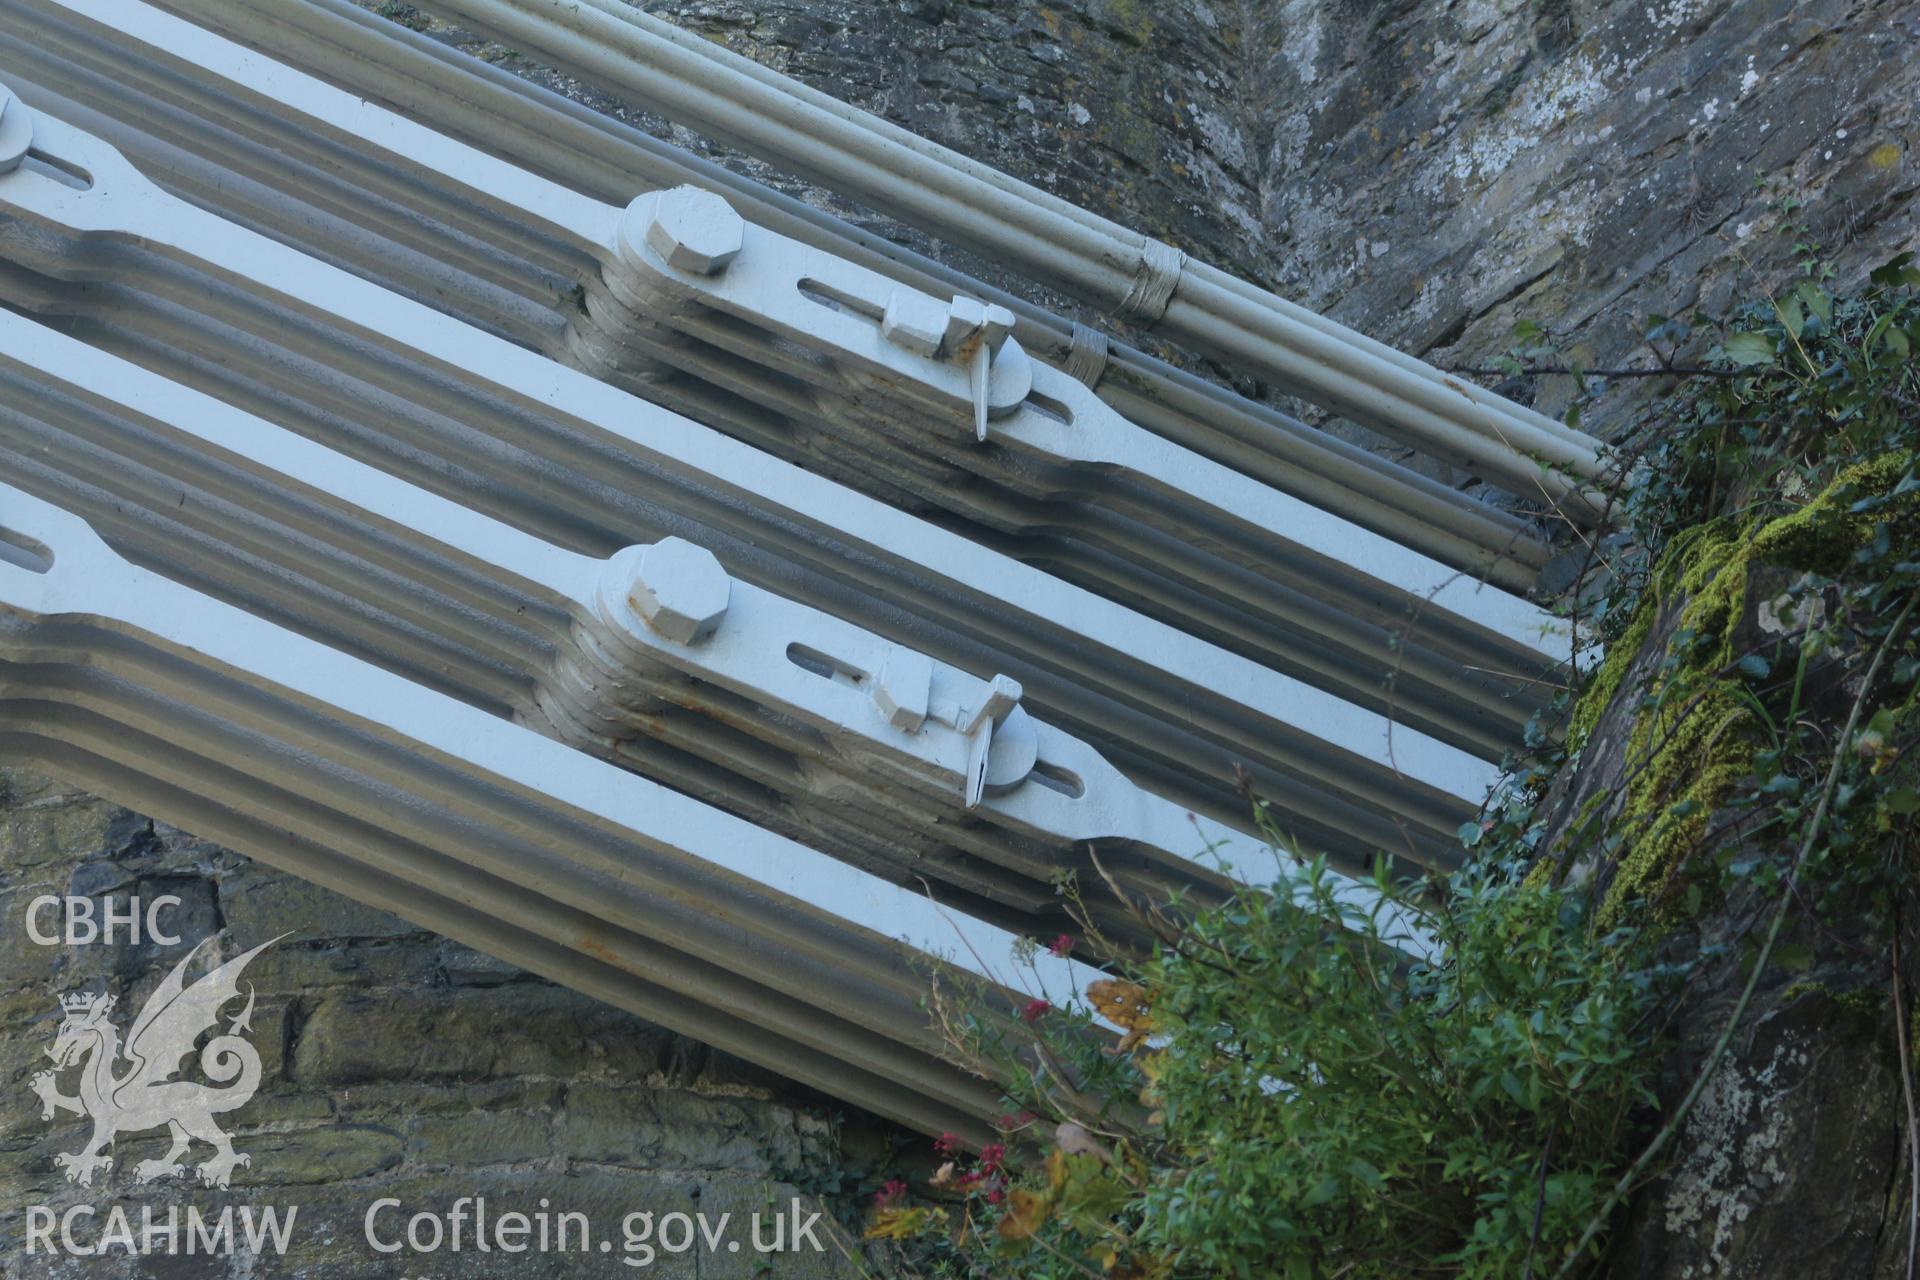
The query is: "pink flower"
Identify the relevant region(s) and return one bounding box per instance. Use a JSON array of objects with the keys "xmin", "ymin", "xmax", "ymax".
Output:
[
  {"xmin": 986, "ymin": 1187, "xmax": 1005, "ymax": 1206},
  {"xmin": 979, "ymin": 1142, "xmax": 1006, "ymax": 1171},
  {"xmin": 1048, "ymin": 934, "xmax": 1075, "ymax": 958},
  {"xmin": 874, "ymin": 1179, "xmax": 907, "ymax": 1208},
  {"xmin": 933, "ymin": 1131, "xmax": 961, "ymax": 1156},
  {"xmin": 1021, "ymin": 998, "xmax": 1051, "ymax": 1023}
]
